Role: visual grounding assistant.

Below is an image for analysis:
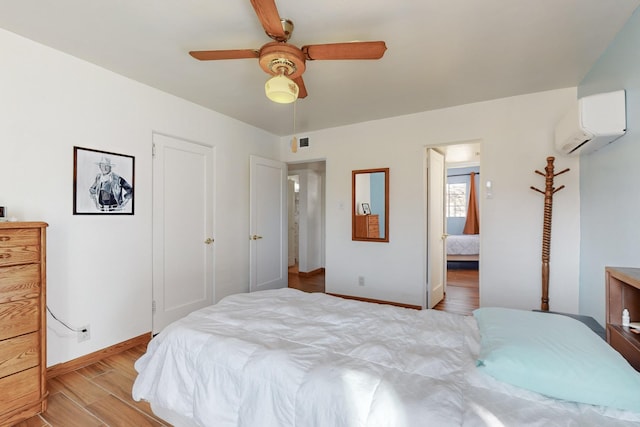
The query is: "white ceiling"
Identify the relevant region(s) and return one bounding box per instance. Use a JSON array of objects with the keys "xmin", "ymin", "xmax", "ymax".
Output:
[
  {"xmin": 443, "ymin": 142, "xmax": 482, "ymax": 167},
  {"xmin": 0, "ymin": 0, "xmax": 638, "ymax": 136}
]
